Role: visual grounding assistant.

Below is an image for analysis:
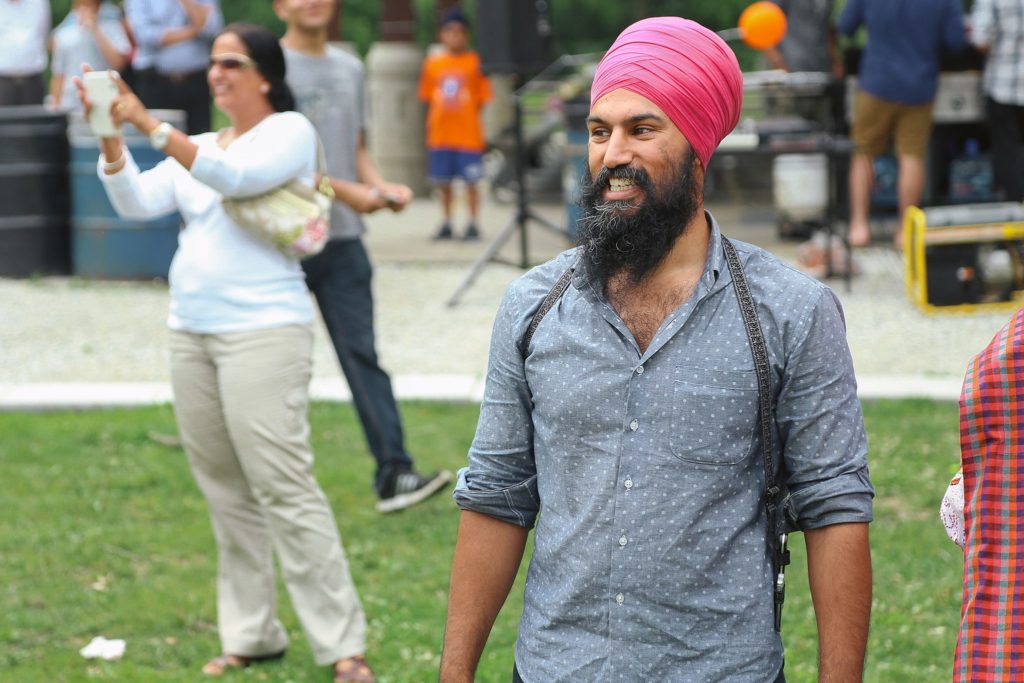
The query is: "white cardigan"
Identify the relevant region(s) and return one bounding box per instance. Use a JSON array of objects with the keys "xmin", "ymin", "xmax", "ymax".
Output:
[{"xmin": 99, "ymin": 111, "xmax": 318, "ymax": 334}]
